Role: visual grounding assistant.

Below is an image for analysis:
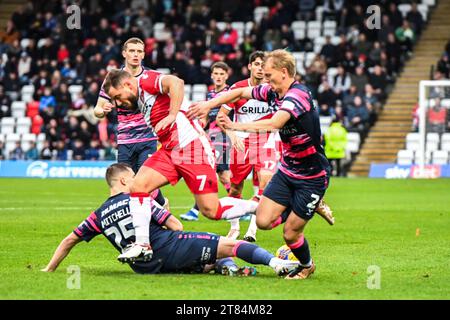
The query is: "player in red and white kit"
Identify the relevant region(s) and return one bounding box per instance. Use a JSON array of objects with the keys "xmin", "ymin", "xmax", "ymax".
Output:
[
  {"xmin": 216, "ymin": 51, "xmax": 279, "ymax": 242},
  {"xmin": 103, "ymin": 69, "xmax": 259, "ymax": 262}
]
